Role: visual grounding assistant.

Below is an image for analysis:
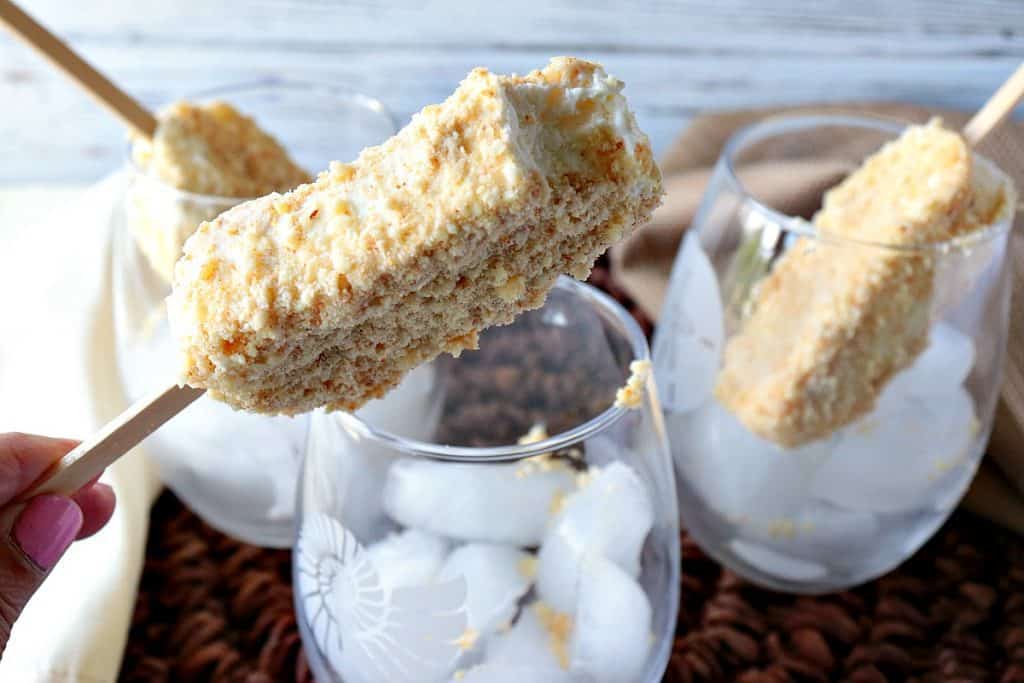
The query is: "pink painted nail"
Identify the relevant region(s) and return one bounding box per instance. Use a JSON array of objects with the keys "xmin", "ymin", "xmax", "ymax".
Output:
[{"xmin": 14, "ymin": 495, "xmax": 83, "ymax": 570}]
